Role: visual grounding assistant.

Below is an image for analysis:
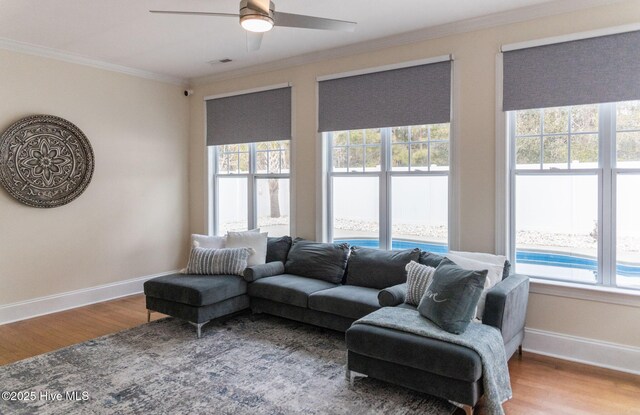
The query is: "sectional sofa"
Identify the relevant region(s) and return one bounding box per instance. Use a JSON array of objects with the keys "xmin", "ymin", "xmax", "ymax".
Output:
[{"xmin": 144, "ymin": 236, "xmax": 529, "ymax": 414}]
